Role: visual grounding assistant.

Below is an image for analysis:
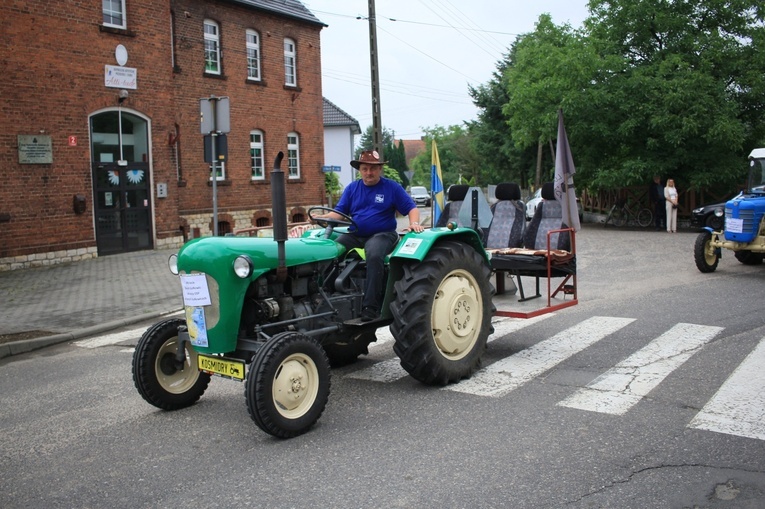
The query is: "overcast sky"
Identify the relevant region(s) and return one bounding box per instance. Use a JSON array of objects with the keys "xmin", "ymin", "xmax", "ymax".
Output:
[{"xmin": 303, "ymin": 0, "xmax": 591, "ymax": 141}]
